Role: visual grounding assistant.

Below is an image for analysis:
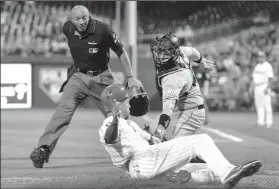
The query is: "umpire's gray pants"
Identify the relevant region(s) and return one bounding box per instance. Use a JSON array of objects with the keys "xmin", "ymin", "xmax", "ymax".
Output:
[{"xmin": 37, "ymin": 70, "xmax": 114, "ymax": 154}]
